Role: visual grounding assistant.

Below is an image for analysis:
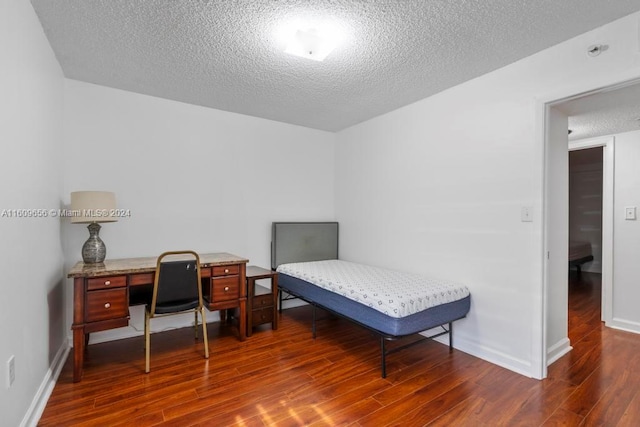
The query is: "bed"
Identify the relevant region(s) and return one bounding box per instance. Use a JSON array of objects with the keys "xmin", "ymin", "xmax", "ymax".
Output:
[
  {"xmin": 271, "ymin": 222, "xmax": 471, "ymax": 377},
  {"xmin": 568, "ymin": 240, "xmax": 594, "ymax": 276}
]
